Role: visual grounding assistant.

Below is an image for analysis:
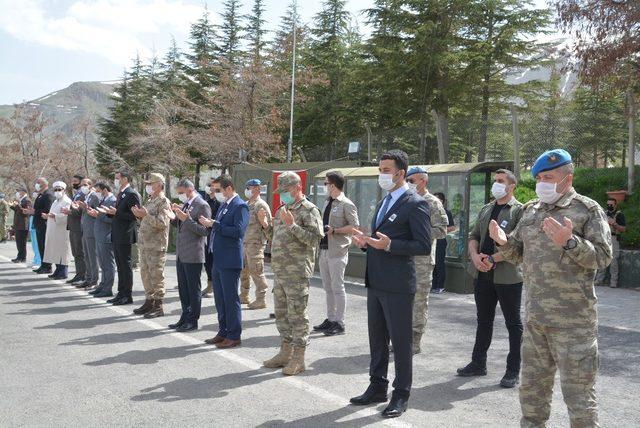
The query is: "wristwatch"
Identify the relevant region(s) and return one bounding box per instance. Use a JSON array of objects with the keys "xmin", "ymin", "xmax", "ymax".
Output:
[
  {"xmin": 486, "ymin": 255, "xmax": 497, "ymax": 270},
  {"xmin": 563, "ymin": 236, "xmax": 578, "ymax": 250}
]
